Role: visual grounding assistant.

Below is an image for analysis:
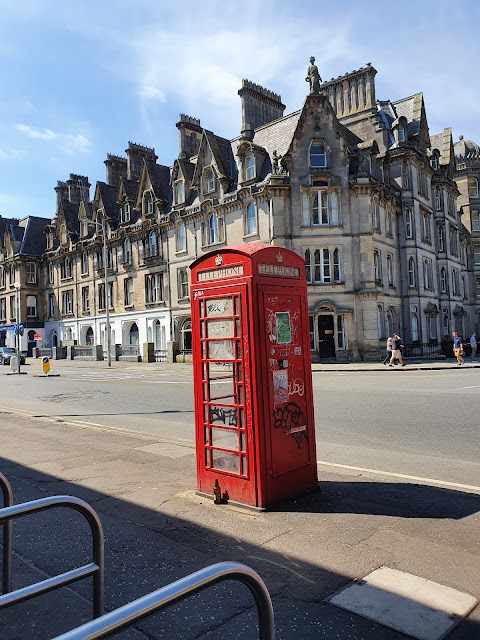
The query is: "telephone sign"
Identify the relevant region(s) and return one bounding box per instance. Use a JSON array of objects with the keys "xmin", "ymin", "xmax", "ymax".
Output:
[{"xmin": 190, "ymin": 243, "xmax": 318, "ymax": 509}]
